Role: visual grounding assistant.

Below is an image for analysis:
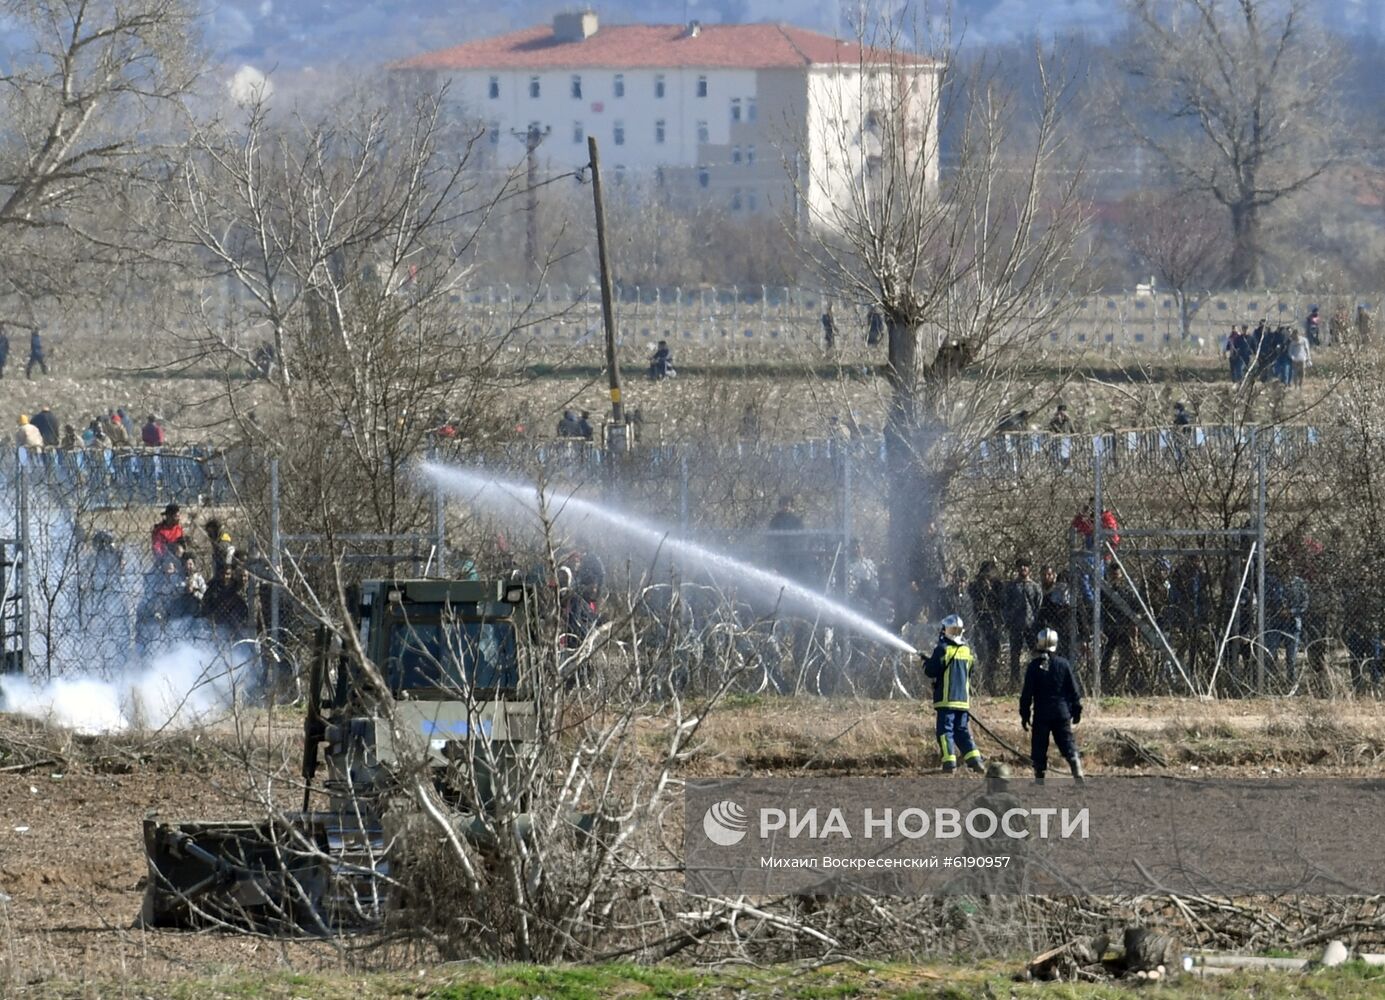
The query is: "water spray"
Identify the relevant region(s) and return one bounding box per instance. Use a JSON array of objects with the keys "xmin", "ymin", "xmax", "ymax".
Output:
[{"xmin": 423, "ymin": 462, "xmax": 917, "ymax": 655}]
